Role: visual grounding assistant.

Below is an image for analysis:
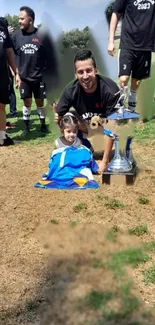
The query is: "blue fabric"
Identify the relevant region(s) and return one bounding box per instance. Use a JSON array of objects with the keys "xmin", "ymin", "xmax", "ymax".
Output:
[
  {"xmin": 34, "ymin": 146, "xmax": 99, "ymax": 190},
  {"xmin": 107, "ymin": 110, "xmax": 140, "ymax": 120}
]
